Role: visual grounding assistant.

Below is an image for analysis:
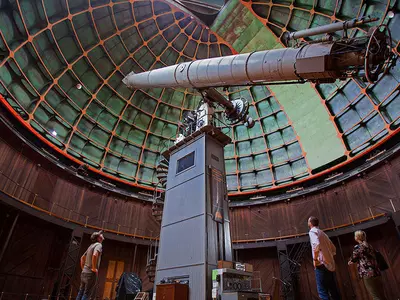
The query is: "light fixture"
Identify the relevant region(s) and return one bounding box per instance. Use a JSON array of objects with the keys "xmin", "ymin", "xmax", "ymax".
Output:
[
  {"xmin": 76, "ymin": 83, "xmax": 82, "ymax": 90},
  {"xmin": 387, "ymin": 11, "xmax": 395, "ymax": 19},
  {"xmin": 51, "ymin": 130, "xmax": 57, "ymax": 136}
]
